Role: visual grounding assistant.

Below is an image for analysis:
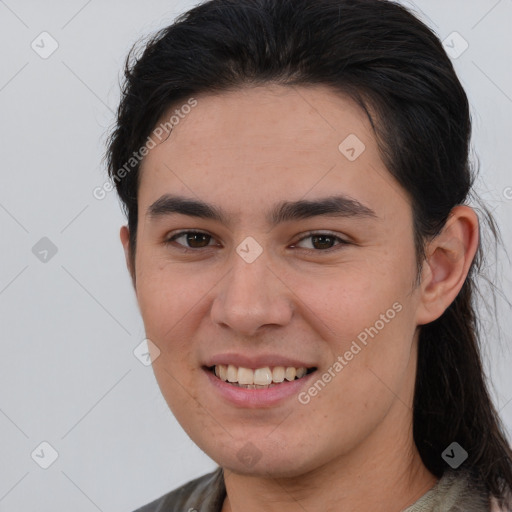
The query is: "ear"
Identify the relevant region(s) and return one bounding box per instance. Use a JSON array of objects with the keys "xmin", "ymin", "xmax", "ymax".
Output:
[
  {"xmin": 120, "ymin": 225, "xmax": 136, "ymax": 289},
  {"xmin": 415, "ymin": 205, "xmax": 479, "ymax": 326}
]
